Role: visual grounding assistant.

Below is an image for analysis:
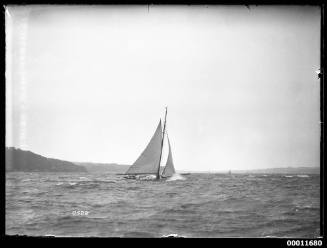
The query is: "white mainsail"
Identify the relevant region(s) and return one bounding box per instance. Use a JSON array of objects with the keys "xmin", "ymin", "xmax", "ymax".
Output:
[
  {"xmin": 125, "ymin": 120, "xmax": 163, "ymax": 175},
  {"xmin": 161, "ymin": 137, "xmax": 176, "ymax": 177}
]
